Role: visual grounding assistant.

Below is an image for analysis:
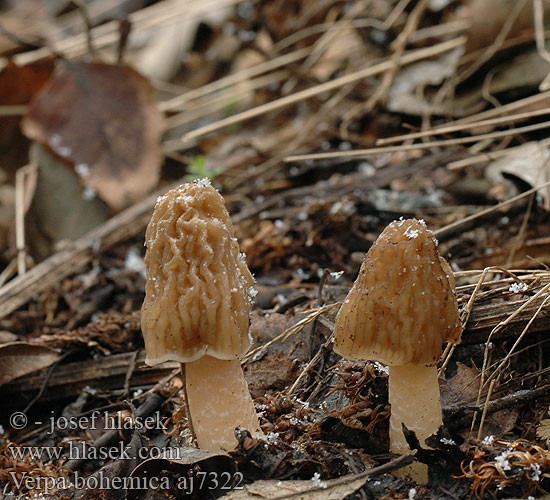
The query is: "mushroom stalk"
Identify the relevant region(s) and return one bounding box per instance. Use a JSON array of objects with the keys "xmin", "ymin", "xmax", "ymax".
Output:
[
  {"xmin": 185, "ymin": 355, "xmax": 261, "ymax": 453},
  {"xmin": 388, "ymin": 363, "xmax": 442, "ymax": 483}
]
